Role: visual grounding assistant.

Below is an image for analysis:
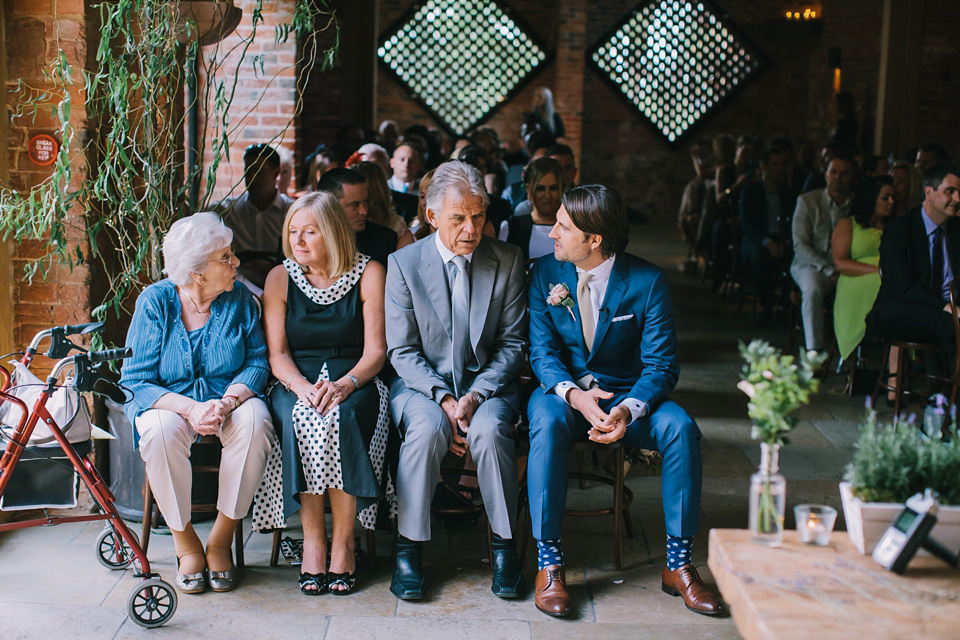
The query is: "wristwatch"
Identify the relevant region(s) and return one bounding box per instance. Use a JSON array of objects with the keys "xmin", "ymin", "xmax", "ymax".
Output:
[{"xmin": 469, "ymin": 391, "xmax": 485, "ymax": 405}]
